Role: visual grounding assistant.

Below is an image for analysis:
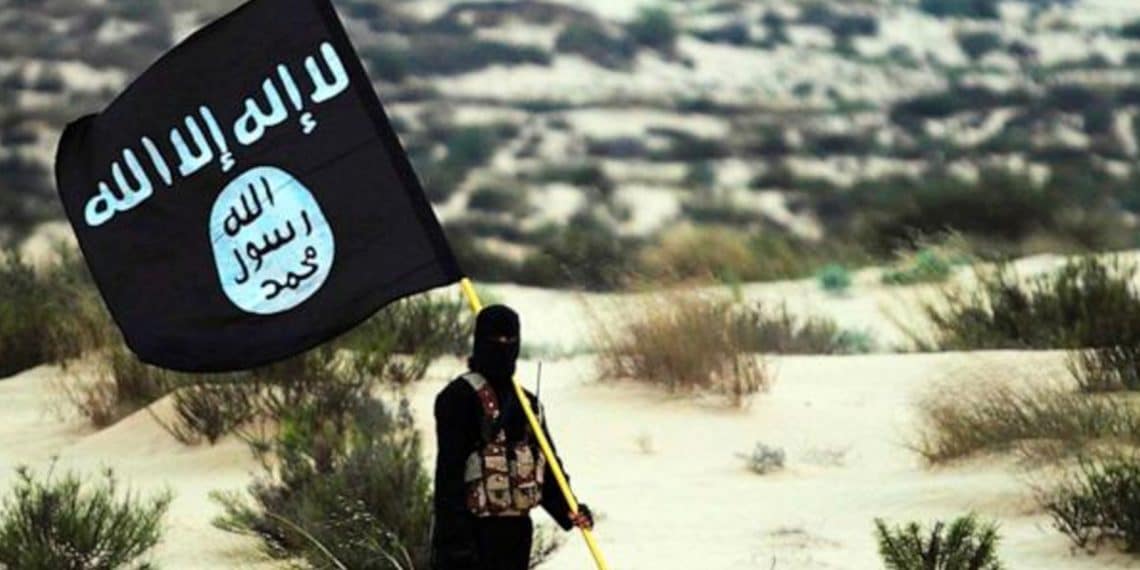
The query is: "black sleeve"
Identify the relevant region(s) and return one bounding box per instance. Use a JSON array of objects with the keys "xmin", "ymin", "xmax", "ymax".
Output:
[
  {"xmin": 531, "ymin": 395, "xmax": 576, "ymax": 531},
  {"xmin": 432, "ymin": 380, "xmax": 481, "ymax": 565}
]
